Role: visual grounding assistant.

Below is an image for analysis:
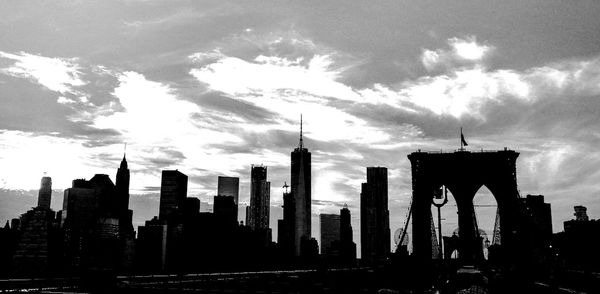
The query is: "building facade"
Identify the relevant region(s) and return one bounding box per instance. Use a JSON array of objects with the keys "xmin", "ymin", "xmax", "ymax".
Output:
[
  {"xmin": 360, "ymin": 167, "xmax": 390, "ymax": 264},
  {"xmin": 159, "ymin": 170, "xmax": 188, "ymax": 222},
  {"xmin": 291, "ymin": 120, "xmax": 311, "ymax": 256},
  {"xmin": 320, "ymin": 214, "xmax": 340, "ymax": 256},
  {"xmin": 247, "ymin": 165, "xmax": 270, "ymax": 230}
]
